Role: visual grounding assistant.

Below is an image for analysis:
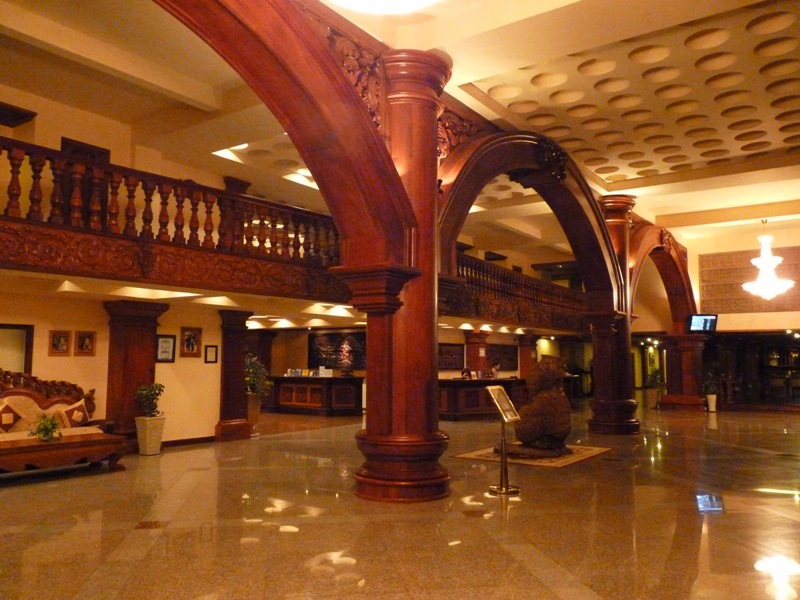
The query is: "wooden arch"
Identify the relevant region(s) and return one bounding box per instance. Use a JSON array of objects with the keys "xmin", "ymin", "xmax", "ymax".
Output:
[
  {"xmin": 629, "ymin": 222, "xmax": 697, "ymax": 334},
  {"xmin": 154, "ymin": 0, "xmax": 416, "ymax": 268},
  {"xmin": 438, "ymin": 132, "xmax": 622, "ymax": 313}
]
